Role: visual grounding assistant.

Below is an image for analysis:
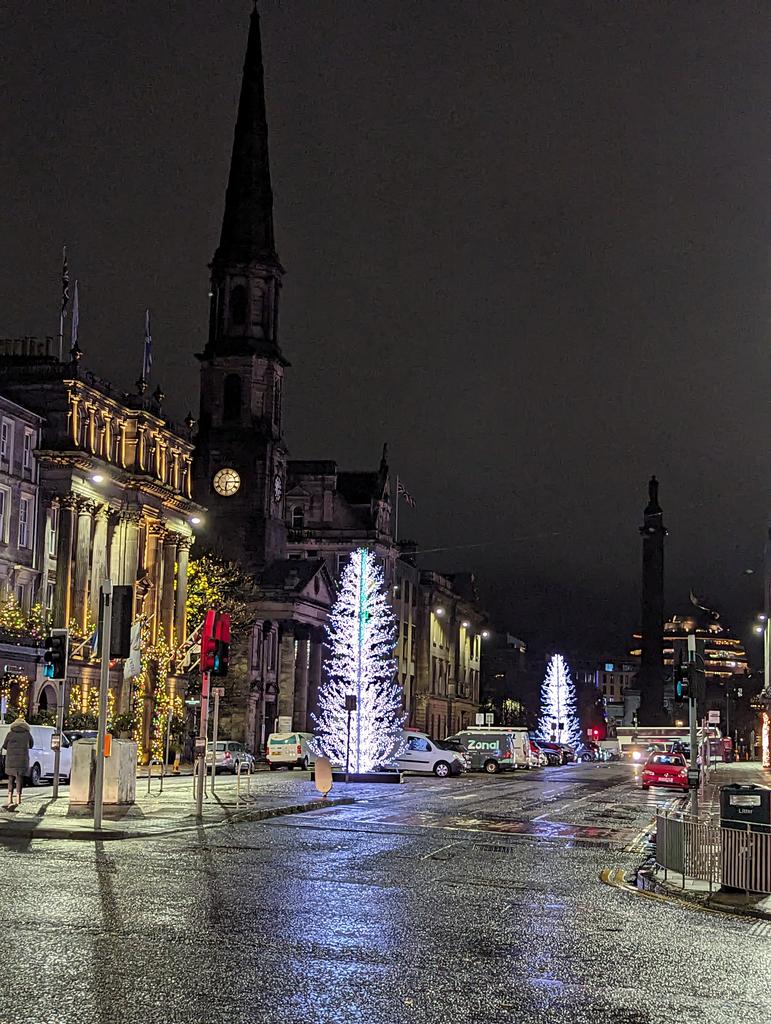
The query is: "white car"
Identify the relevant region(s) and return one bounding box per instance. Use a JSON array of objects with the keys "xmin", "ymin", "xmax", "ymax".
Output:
[
  {"xmin": 393, "ymin": 730, "xmax": 465, "ymax": 778},
  {"xmin": 266, "ymin": 731, "xmax": 316, "ymax": 770},
  {"xmin": 0, "ymin": 724, "xmax": 72, "ymax": 786}
]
